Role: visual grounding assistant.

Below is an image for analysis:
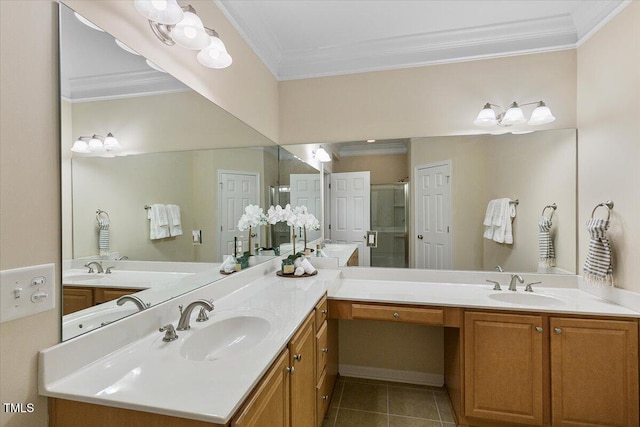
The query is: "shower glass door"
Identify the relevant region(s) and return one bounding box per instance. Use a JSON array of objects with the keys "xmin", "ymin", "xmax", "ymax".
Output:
[{"xmin": 370, "ymin": 183, "xmax": 408, "ymax": 268}]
